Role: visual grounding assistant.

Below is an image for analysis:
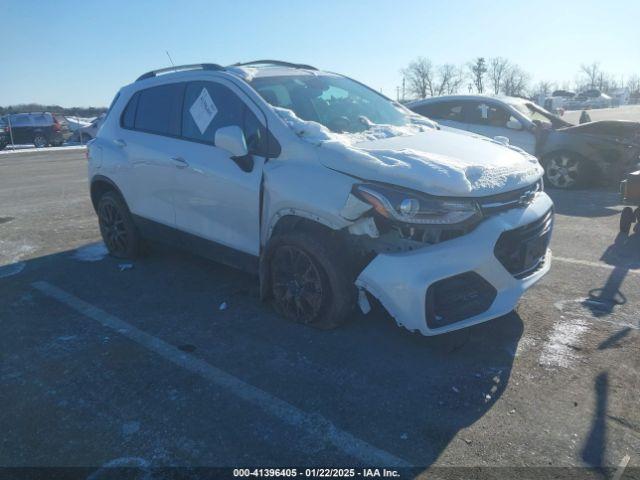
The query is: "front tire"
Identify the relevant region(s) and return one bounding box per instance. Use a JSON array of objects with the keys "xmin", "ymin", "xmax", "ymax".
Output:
[
  {"xmin": 543, "ymin": 152, "xmax": 589, "ymax": 189},
  {"xmin": 97, "ymin": 191, "xmax": 140, "ymax": 259},
  {"xmin": 267, "ymin": 231, "xmax": 355, "ymax": 329}
]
